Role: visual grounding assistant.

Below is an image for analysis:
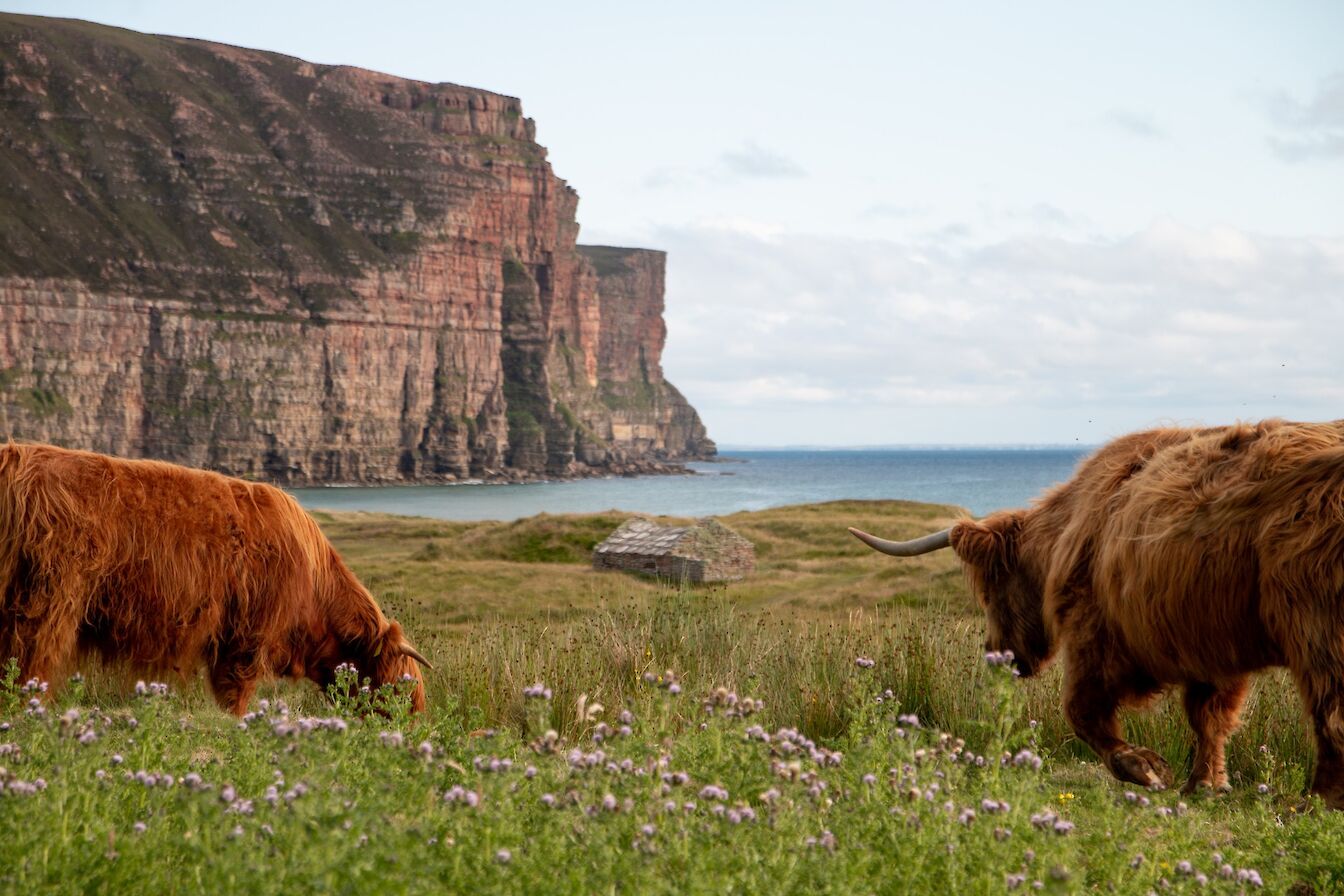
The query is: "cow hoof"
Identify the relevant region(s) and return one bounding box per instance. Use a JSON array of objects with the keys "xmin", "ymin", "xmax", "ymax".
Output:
[
  {"xmin": 1180, "ymin": 778, "xmax": 1232, "ymax": 796},
  {"xmin": 1109, "ymin": 746, "xmax": 1174, "ymax": 790}
]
